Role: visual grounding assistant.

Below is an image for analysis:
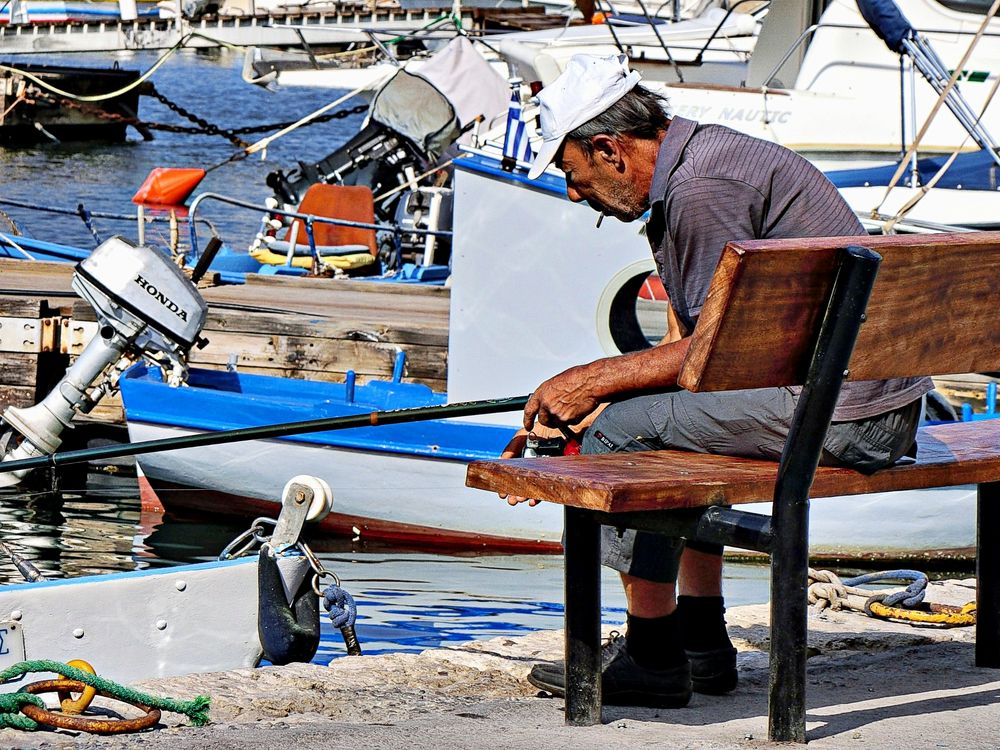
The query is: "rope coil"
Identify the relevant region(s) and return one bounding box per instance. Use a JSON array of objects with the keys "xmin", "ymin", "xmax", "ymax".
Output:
[{"xmin": 808, "ymin": 568, "xmax": 975, "ymax": 627}]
